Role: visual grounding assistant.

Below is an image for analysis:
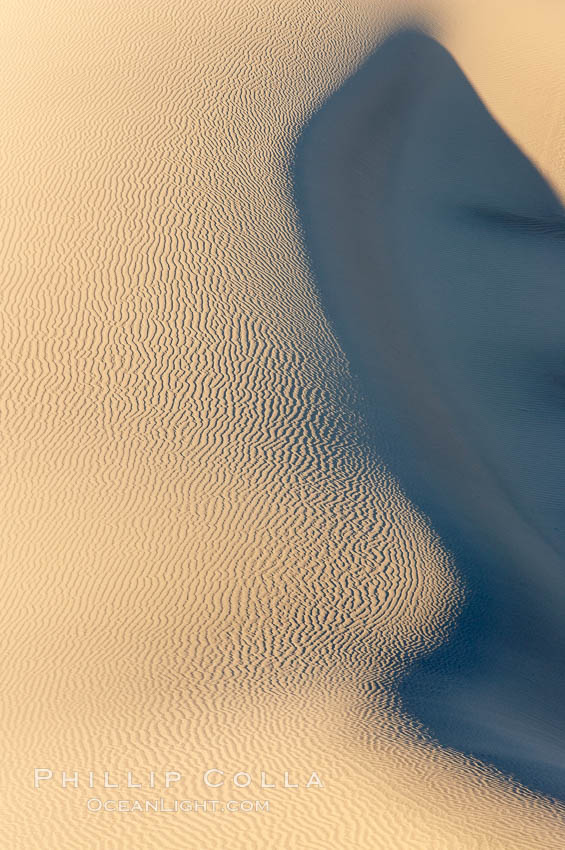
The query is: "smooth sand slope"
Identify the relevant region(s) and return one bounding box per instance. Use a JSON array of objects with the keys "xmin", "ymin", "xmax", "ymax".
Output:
[
  {"xmin": 295, "ymin": 29, "xmax": 565, "ymax": 800},
  {"xmin": 2, "ymin": 0, "xmax": 565, "ymax": 847}
]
